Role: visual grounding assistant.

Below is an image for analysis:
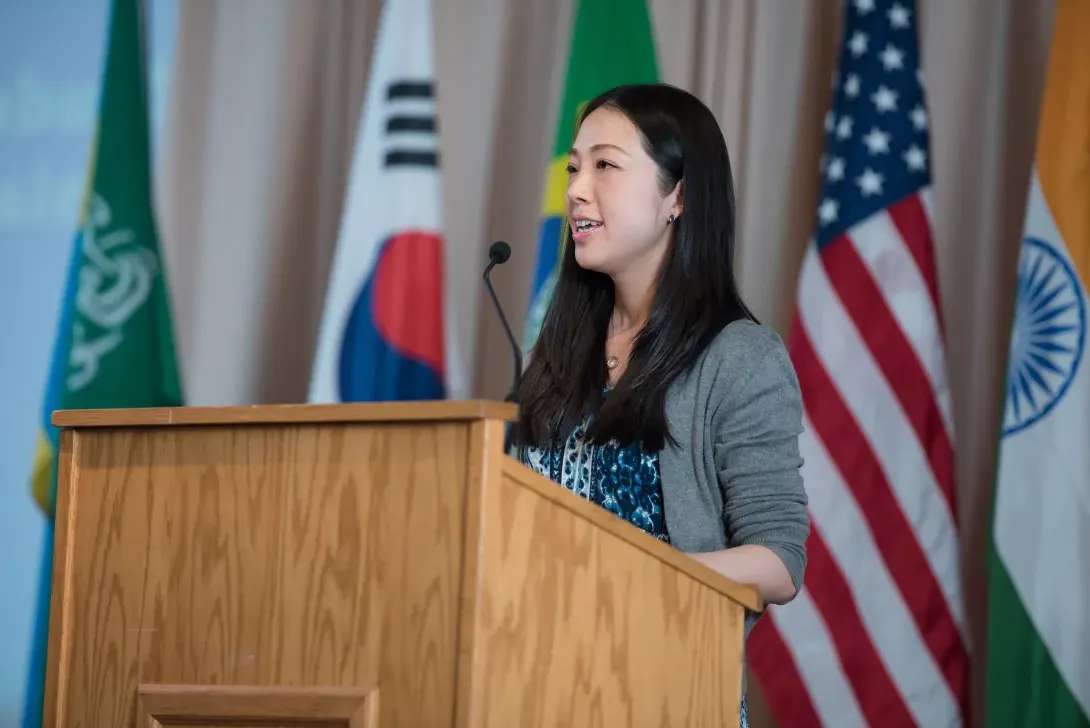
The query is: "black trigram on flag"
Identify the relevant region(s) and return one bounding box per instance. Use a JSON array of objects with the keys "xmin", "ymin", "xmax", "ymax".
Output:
[{"xmin": 384, "ymin": 80, "xmax": 439, "ymax": 169}]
